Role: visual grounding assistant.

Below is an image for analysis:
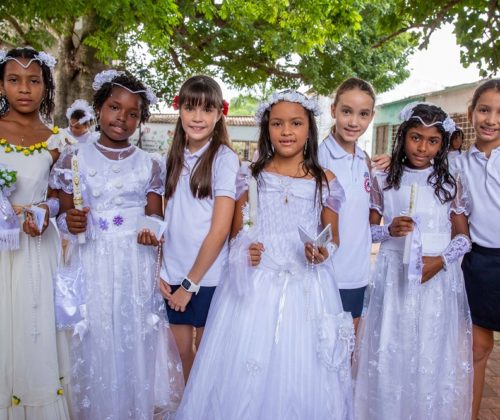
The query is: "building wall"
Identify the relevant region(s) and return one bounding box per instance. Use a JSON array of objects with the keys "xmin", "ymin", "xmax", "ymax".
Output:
[{"xmin": 129, "ymin": 115, "xmax": 259, "ymax": 160}]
